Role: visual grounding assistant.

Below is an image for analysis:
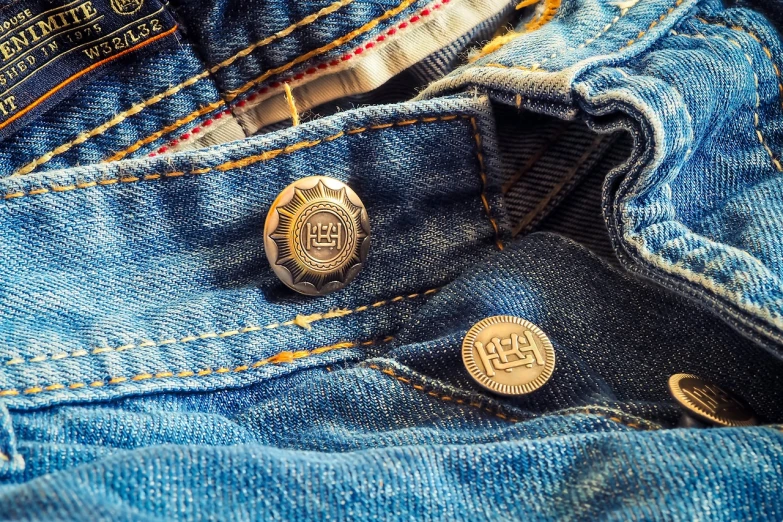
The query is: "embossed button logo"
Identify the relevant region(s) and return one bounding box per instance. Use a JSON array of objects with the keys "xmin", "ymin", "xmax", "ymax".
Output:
[
  {"xmin": 264, "ymin": 176, "xmax": 370, "ymax": 296},
  {"xmin": 668, "ymin": 374, "xmax": 757, "ymax": 427},
  {"xmin": 111, "ymin": 0, "xmax": 144, "ymax": 15},
  {"xmin": 462, "ymin": 315, "xmax": 555, "ymax": 395}
]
